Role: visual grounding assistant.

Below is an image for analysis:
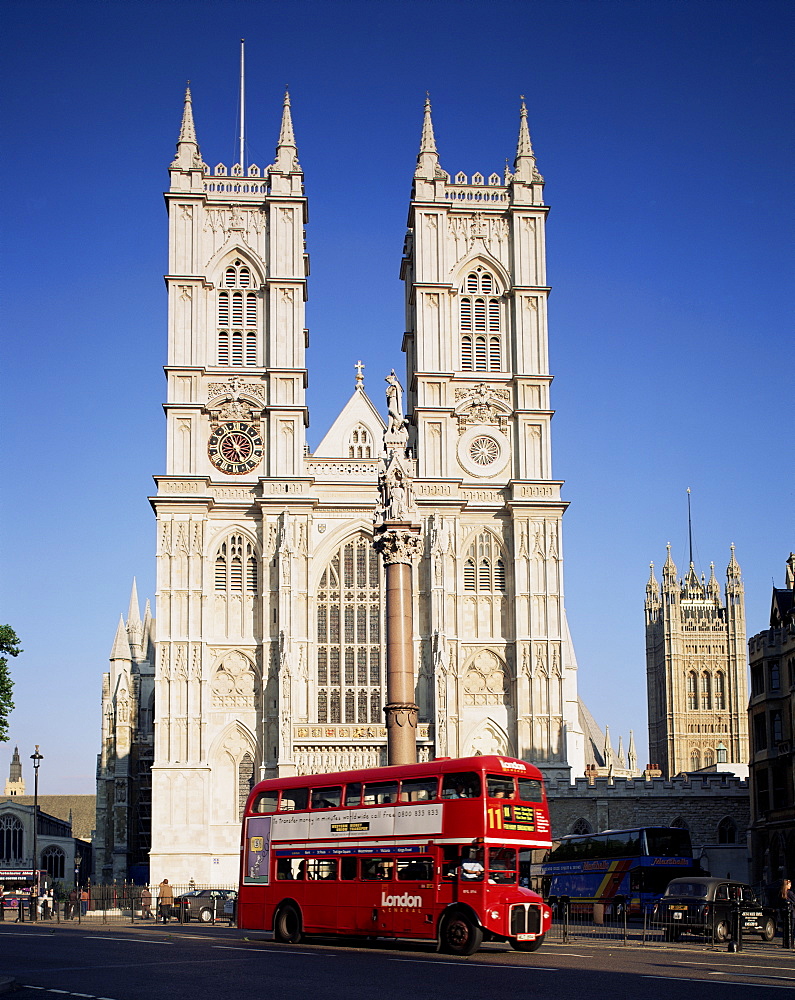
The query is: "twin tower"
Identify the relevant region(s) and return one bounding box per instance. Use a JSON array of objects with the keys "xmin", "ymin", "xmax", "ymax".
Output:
[{"xmin": 103, "ymin": 90, "xmax": 586, "ymax": 884}]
